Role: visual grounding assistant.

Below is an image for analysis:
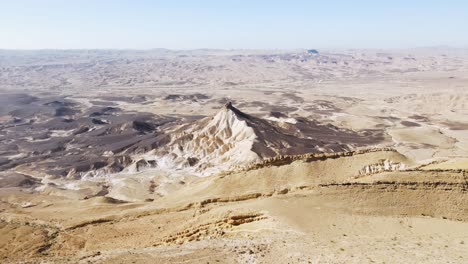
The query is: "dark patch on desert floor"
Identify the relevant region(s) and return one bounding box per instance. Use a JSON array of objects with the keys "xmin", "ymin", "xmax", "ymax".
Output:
[
  {"xmin": 269, "ymin": 111, "xmax": 287, "ymax": 118},
  {"xmin": 333, "ymin": 95, "xmax": 363, "ymax": 103},
  {"xmin": 379, "ymin": 116, "xmax": 400, "ymax": 121},
  {"xmin": 408, "ymin": 143, "xmax": 438, "ymax": 149},
  {"xmin": 0, "ymin": 172, "xmax": 41, "ymax": 189},
  {"xmin": 291, "ymin": 117, "xmax": 386, "ymax": 146},
  {"xmin": 262, "ymin": 90, "xmax": 278, "ymax": 95},
  {"xmin": 0, "ymin": 93, "xmax": 180, "ymax": 178},
  {"xmin": 163, "ymin": 93, "xmax": 210, "ymax": 102},
  {"xmin": 222, "ymin": 81, "xmax": 243, "ymax": 86},
  {"xmin": 98, "ymin": 95, "xmax": 149, "ymax": 103},
  {"xmin": 440, "ymin": 121, "xmax": 468, "ymax": 130},
  {"xmin": 409, "ymin": 115, "xmax": 430, "ymax": 122},
  {"xmin": 90, "ymin": 100, "xmax": 119, "ymax": 106},
  {"xmin": 401, "ymin": 121, "xmax": 421, "ymax": 127},
  {"xmin": 282, "ymin": 92, "xmax": 305, "ymax": 103},
  {"xmin": 268, "ymin": 105, "xmax": 298, "ymax": 113},
  {"xmin": 375, "ymin": 123, "xmax": 392, "ymax": 129}
]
